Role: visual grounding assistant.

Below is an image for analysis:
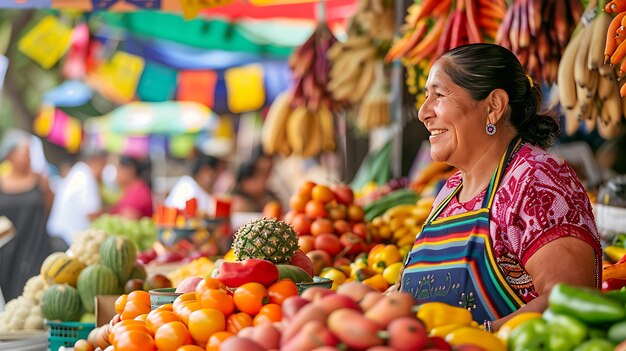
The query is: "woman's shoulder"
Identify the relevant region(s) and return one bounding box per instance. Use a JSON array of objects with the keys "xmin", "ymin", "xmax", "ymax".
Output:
[{"xmin": 506, "ymin": 144, "xmax": 575, "ymax": 183}]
